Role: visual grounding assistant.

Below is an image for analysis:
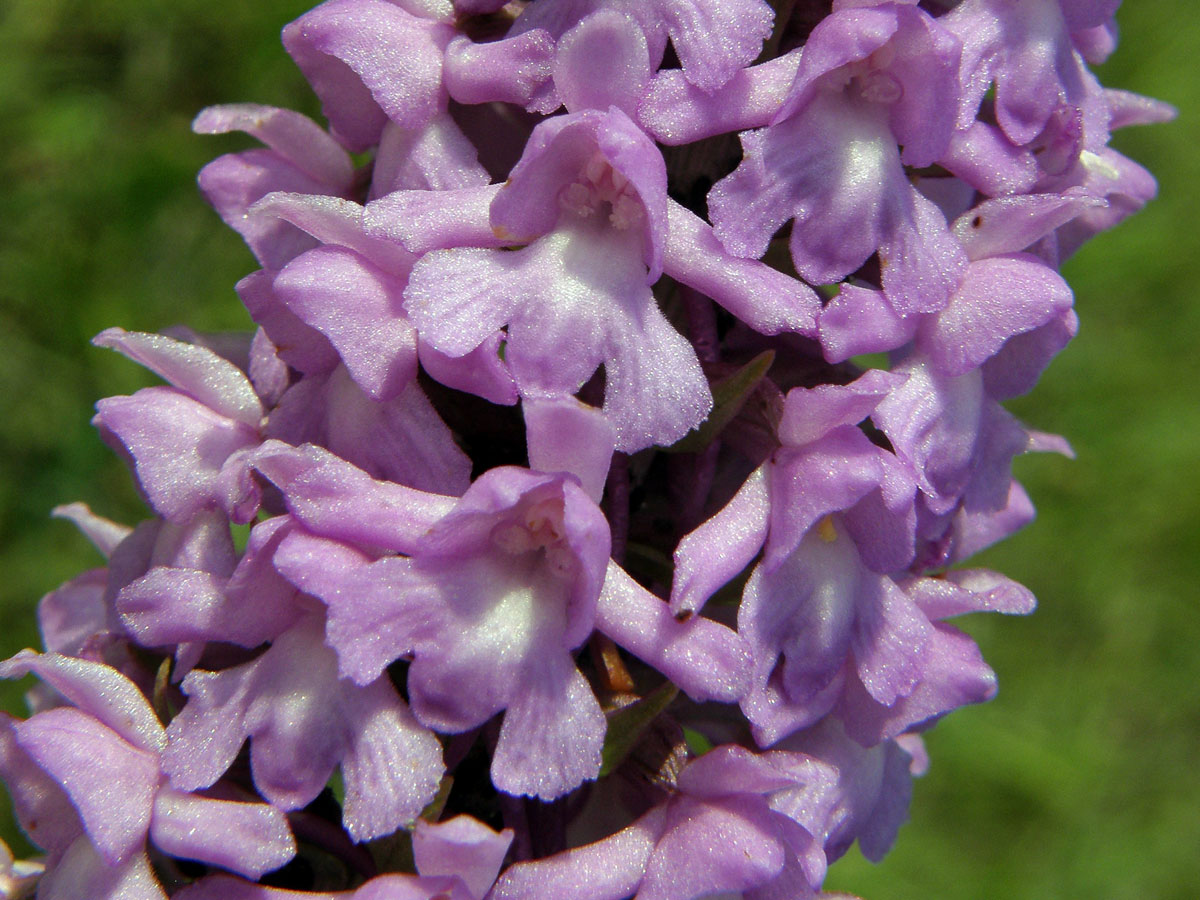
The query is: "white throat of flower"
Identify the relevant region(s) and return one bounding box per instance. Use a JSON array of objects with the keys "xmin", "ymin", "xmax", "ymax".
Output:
[
  {"xmin": 559, "ymin": 151, "xmax": 644, "ymax": 230},
  {"xmin": 831, "ymin": 43, "xmax": 903, "ymax": 106},
  {"xmin": 490, "ymin": 497, "xmax": 576, "ymax": 578}
]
